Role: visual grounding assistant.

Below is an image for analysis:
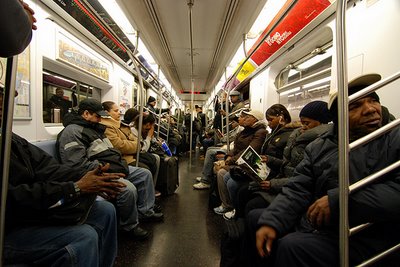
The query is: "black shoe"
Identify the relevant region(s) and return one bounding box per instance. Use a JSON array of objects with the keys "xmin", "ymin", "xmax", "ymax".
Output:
[
  {"xmin": 154, "ymin": 204, "xmax": 162, "ymax": 213},
  {"xmin": 140, "ymin": 212, "xmax": 164, "ymax": 223},
  {"xmin": 127, "ymin": 226, "xmax": 150, "ymax": 241}
]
